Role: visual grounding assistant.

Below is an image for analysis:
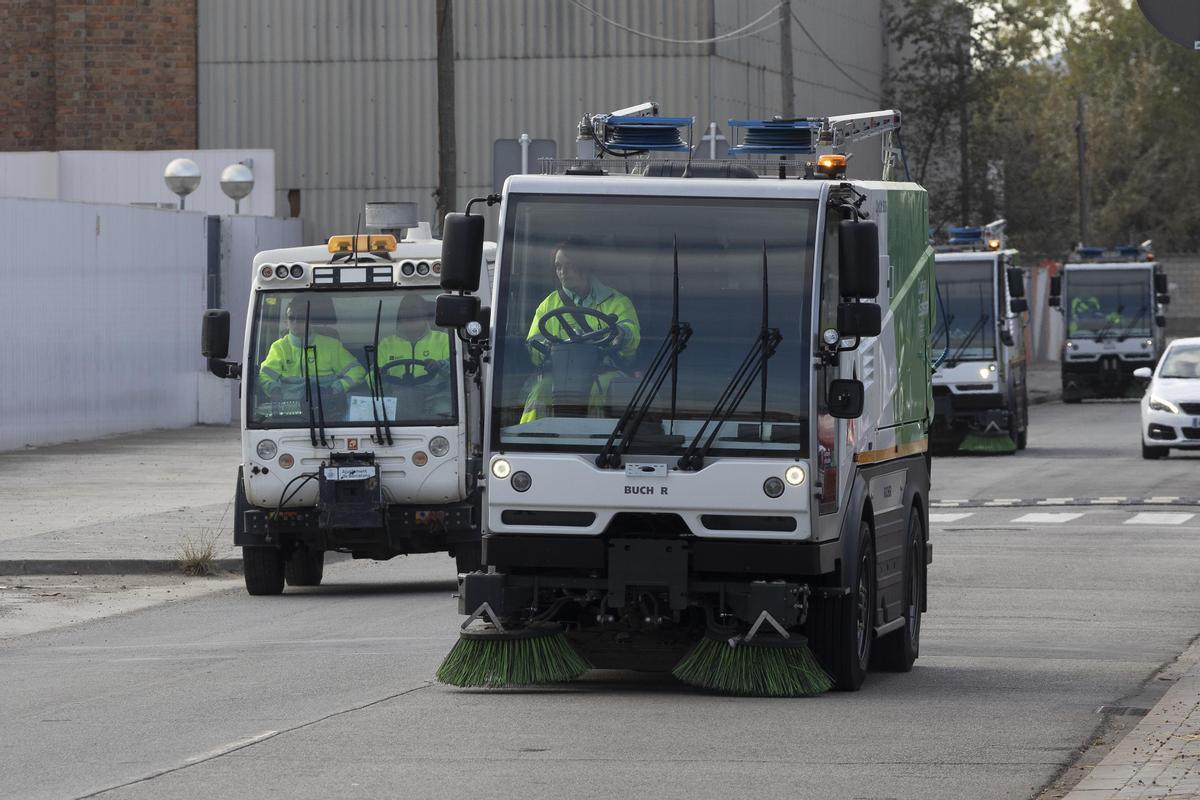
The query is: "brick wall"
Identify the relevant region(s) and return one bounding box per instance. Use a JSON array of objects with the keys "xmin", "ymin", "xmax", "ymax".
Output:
[{"xmin": 0, "ymin": 0, "xmax": 196, "ymax": 151}]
